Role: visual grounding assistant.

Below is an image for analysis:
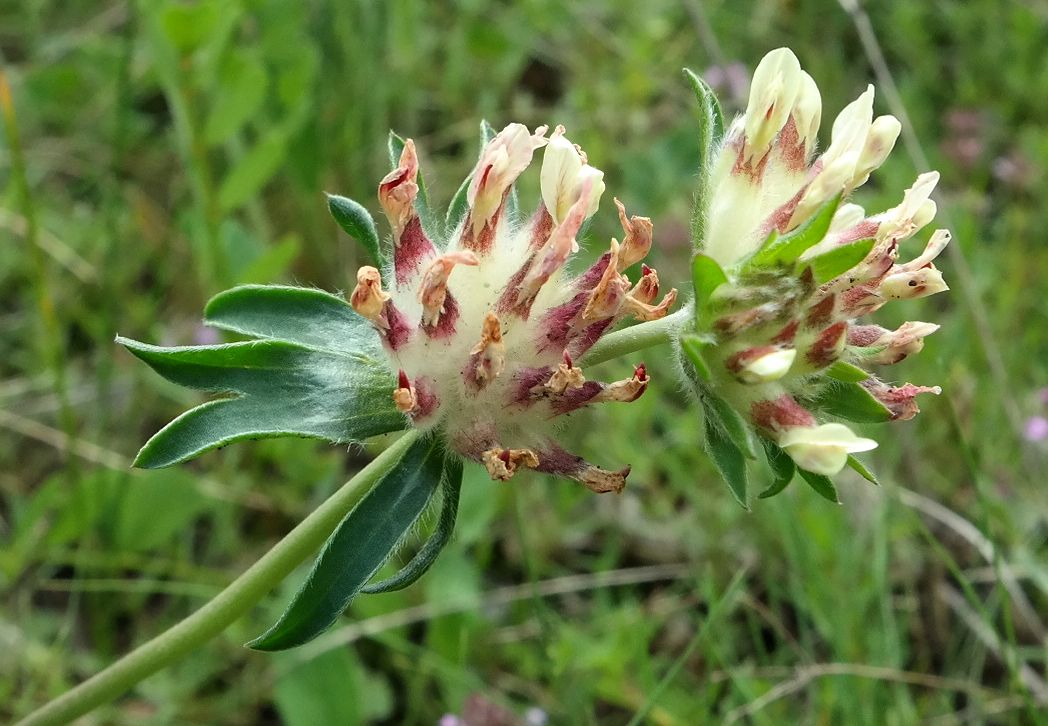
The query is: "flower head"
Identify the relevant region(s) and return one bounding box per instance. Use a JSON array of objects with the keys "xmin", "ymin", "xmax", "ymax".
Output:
[
  {"xmin": 685, "ymin": 48, "xmax": 951, "ymax": 484},
  {"xmin": 353, "ymin": 125, "xmax": 676, "ymax": 493}
]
